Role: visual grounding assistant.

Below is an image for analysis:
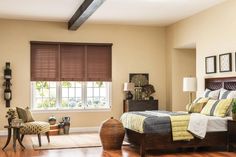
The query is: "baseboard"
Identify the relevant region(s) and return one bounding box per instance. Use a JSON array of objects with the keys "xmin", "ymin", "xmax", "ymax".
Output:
[
  {"xmin": 0, "ymin": 130, "xmax": 7, "ymax": 136},
  {"xmin": 70, "ymin": 127, "xmax": 99, "ymax": 133},
  {"xmin": 0, "ymin": 126, "xmax": 99, "ymax": 136}
]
